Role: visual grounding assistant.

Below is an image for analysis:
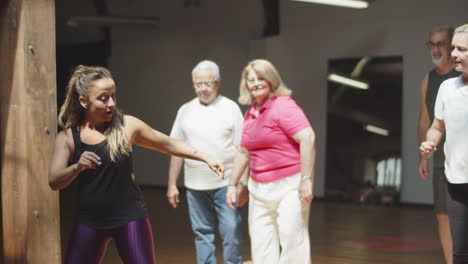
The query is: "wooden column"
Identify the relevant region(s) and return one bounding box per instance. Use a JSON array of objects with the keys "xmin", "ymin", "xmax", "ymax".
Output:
[{"xmin": 0, "ymin": 0, "xmax": 61, "ymax": 263}]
